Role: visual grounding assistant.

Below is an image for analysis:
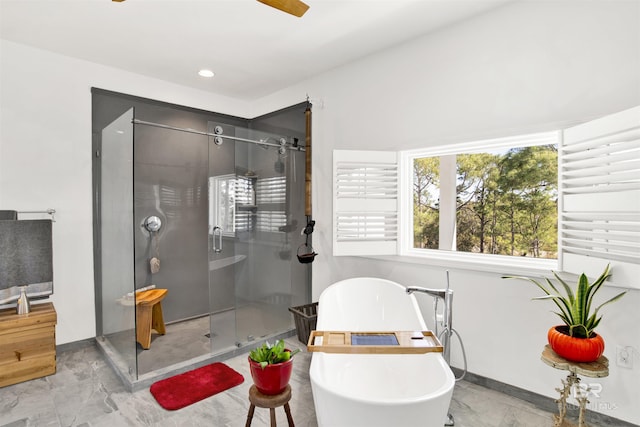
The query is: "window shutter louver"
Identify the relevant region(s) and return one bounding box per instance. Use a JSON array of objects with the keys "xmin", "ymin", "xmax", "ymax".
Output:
[
  {"xmin": 255, "ymin": 176, "xmax": 287, "ymax": 232},
  {"xmin": 333, "ymin": 150, "xmax": 398, "ymax": 256},
  {"xmin": 560, "ymin": 106, "xmax": 640, "ymax": 288},
  {"xmin": 235, "ymin": 176, "xmax": 254, "ymax": 232}
]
